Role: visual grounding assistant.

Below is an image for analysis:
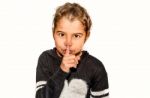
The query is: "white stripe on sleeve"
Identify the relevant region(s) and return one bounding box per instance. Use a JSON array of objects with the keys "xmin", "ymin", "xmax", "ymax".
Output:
[
  {"xmin": 36, "ymin": 86, "xmax": 44, "ymax": 92},
  {"xmin": 36, "ymin": 81, "xmax": 47, "ymax": 88},
  {"xmin": 90, "ymin": 89, "xmax": 109, "ymax": 96}
]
